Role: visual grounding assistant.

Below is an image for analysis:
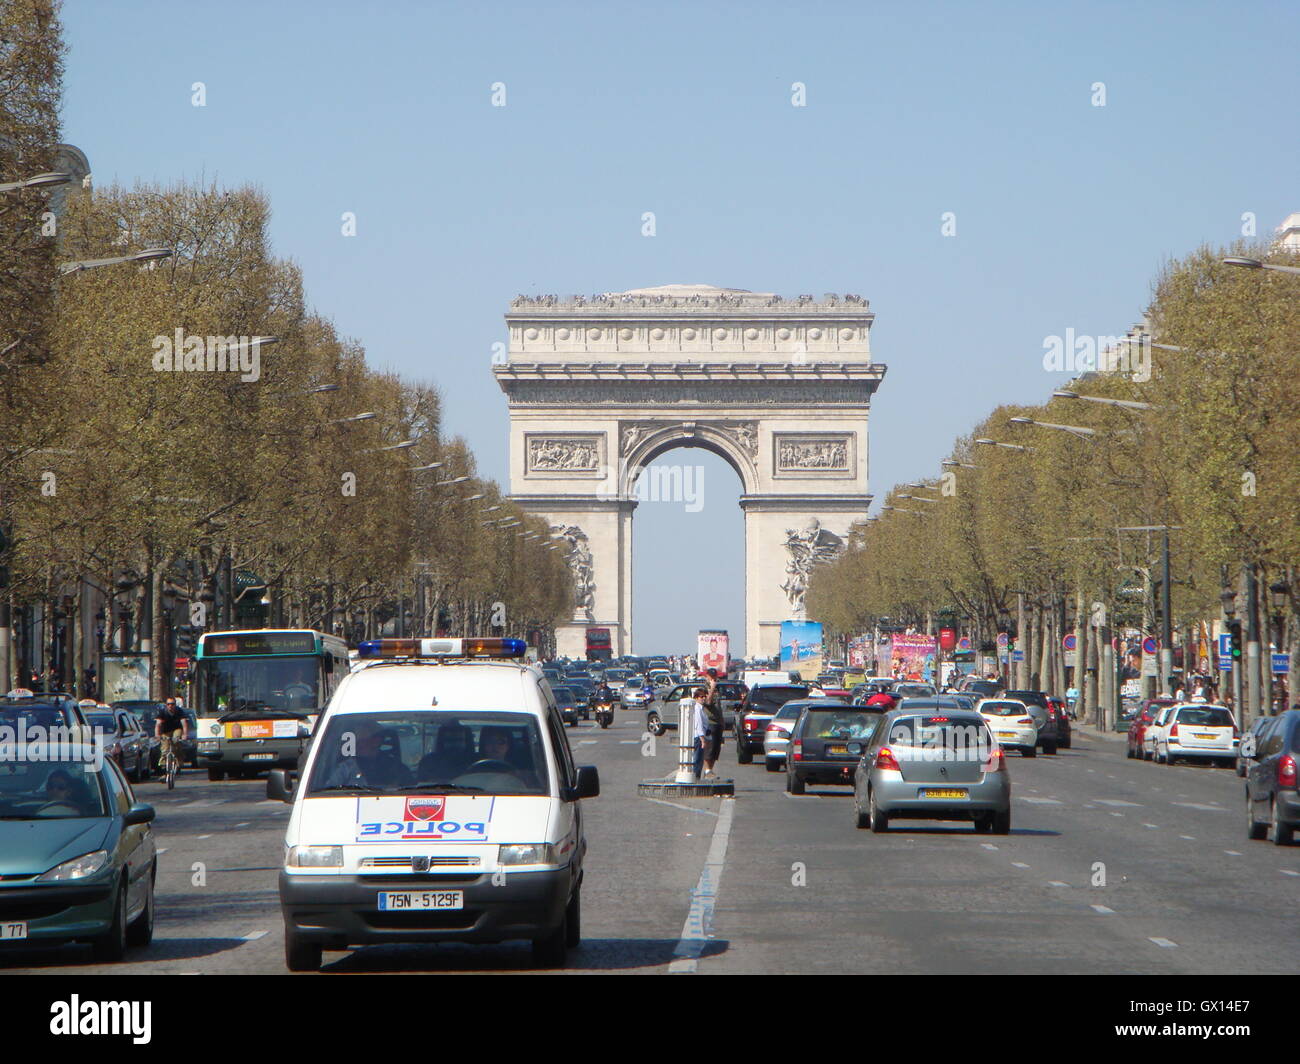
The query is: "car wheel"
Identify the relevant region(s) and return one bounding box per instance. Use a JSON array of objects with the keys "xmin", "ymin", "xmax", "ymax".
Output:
[
  {"xmin": 737, "ymin": 744, "xmax": 752, "ymax": 765},
  {"xmin": 1022, "ymin": 746, "xmax": 1036, "ymax": 758},
  {"xmin": 992, "ymin": 809, "xmax": 1011, "ymax": 835},
  {"xmin": 854, "ymin": 798, "xmax": 870, "ymax": 830},
  {"xmin": 1059, "ymin": 738, "xmax": 1071, "ymax": 750},
  {"xmin": 973, "ymin": 815, "xmax": 991, "ymax": 833},
  {"xmin": 531, "ymin": 913, "xmax": 568, "ymax": 969},
  {"xmin": 765, "ymin": 757, "xmax": 781, "ymax": 773},
  {"xmin": 1042, "ymin": 742, "xmax": 1057, "ymax": 756},
  {"xmin": 284, "ymin": 924, "xmax": 322, "ymax": 972},
  {"xmin": 126, "ymin": 870, "xmax": 154, "ymax": 947},
  {"xmin": 91, "ymin": 881, "xmax": 128, "ymax": 963},
  {"xmin": 647, "ymin": 713, "xmax": 665, "ymax": 737},
  {"xmin": 868, "ymin": 791, "xmax": 889, "ymax": 833},
  {"xmin": 1270, "ymin": 800, "xmax": 1294, "ymax": 846},
  {"xmin": 1246, "ymin": 794, "xmax": 1268, "ymax": 841},
  {"xmin": 564, "ymin": 888, "xmax": 581, "ymax": 948},
  {"xmin": 788, "ymin": 771, "xmax": 805, "ymax": 796},
  {"xmin": 1126, "ymin": 745, "xmax": 1135, "ymax": 759},
  {"xmin": 1236, "ymin": 761, "xmax": 1245, "ymax": 777},
  {"xmin": 1143, "ymin": 748, "xmax": 1153, "ymax": 761},
  {"xmin": 207, "ymin": 767, "xmax": 226, "ymax": 782}
]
